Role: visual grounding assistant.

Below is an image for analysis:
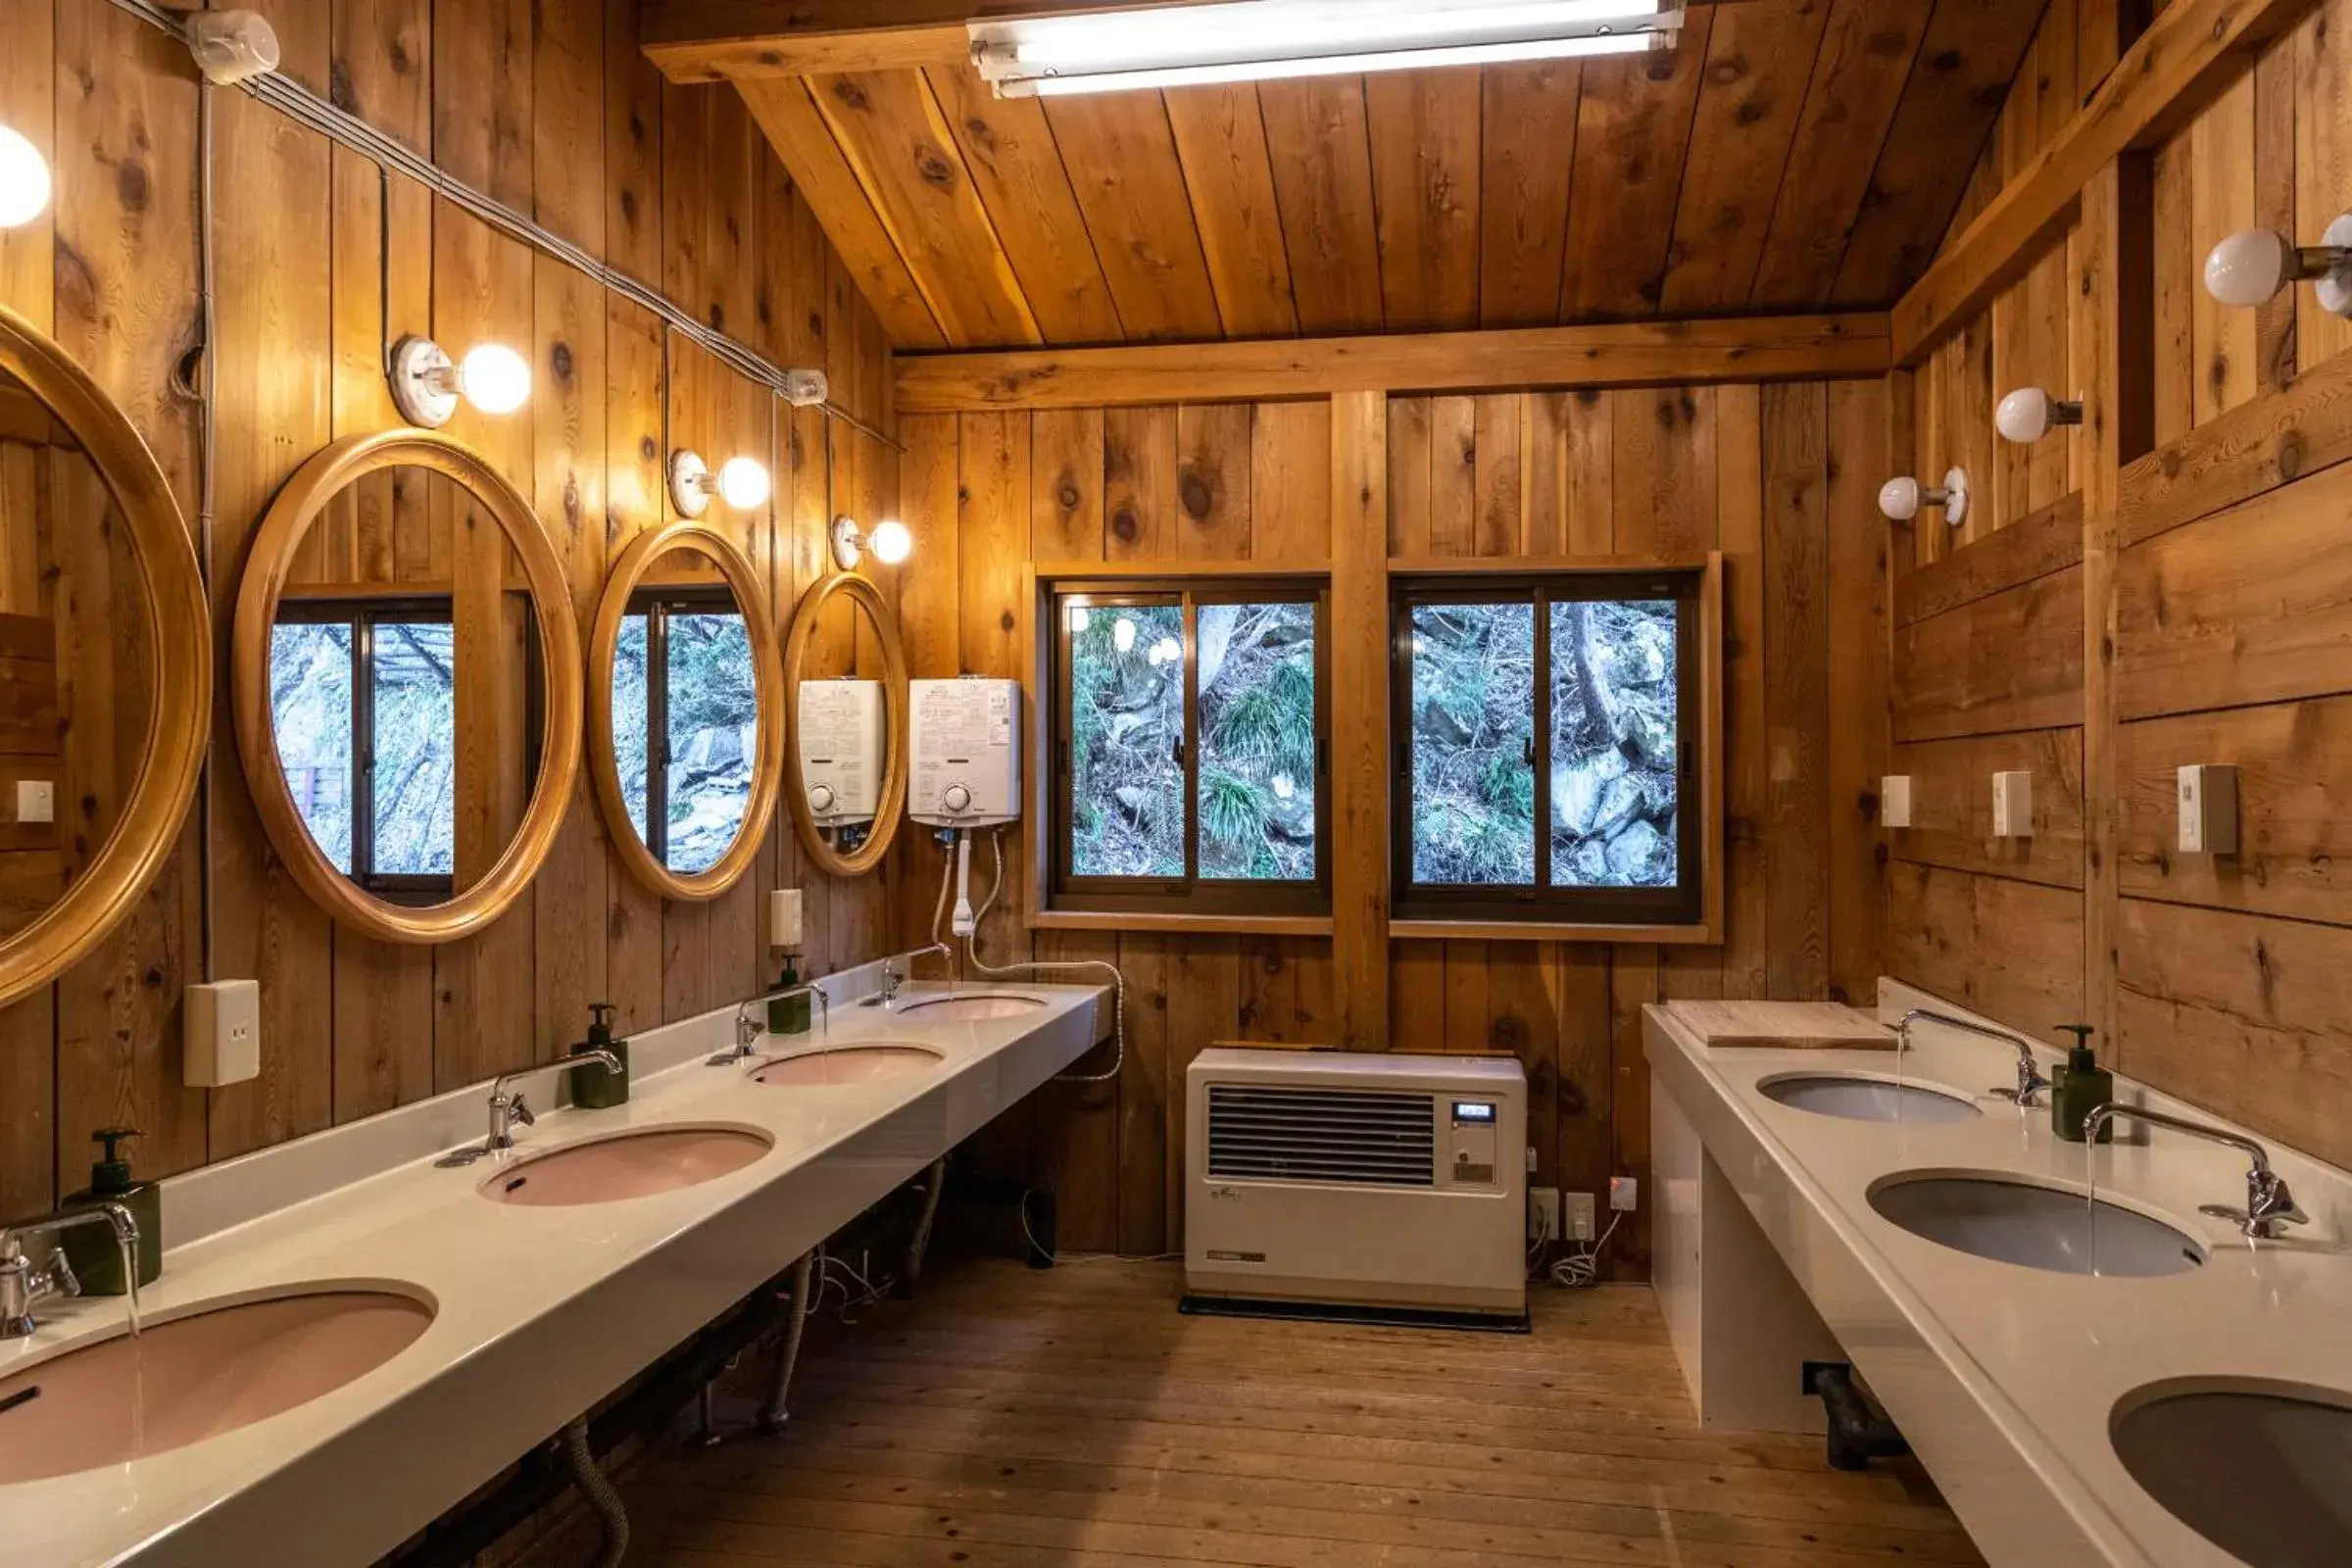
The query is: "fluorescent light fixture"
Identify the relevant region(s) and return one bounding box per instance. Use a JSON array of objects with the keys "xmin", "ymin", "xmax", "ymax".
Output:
[{"xmin": 972, "ymin": 0, "xmax": 1679, "ymax": 98}]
